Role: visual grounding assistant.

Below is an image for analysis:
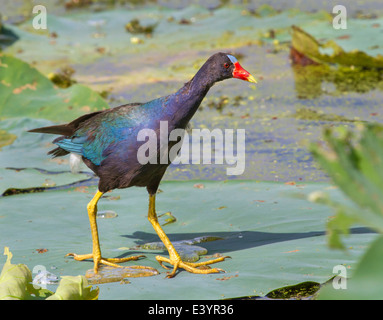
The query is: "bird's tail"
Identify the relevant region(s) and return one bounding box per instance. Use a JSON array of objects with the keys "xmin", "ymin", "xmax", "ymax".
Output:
[
  {"xmin": 29, "ymin": 124, "xmax": 74, "ymax": 158},
  {"xmin": 28, "ymin": 123, "xmax": 73, "ymax": 136},
  {"xmin": 28, "ymin": 109, "xmax": 104, "ymax": 136},
  {"xmin": 28, "ymin": 110, "xmax": 104, "ymax": 160}
]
